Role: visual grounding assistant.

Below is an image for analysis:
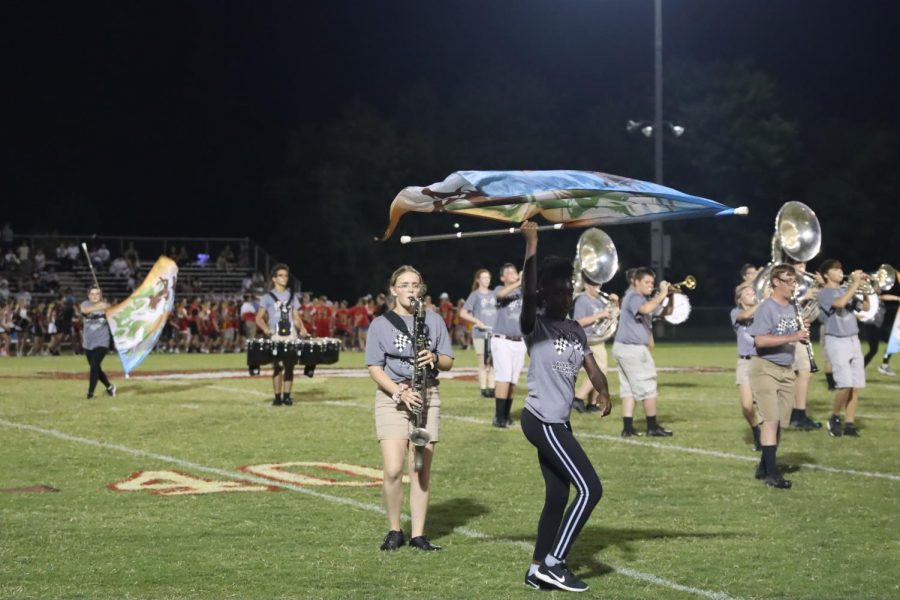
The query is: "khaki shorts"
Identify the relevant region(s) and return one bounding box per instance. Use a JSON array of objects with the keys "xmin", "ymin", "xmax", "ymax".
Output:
[
  {"xmin": 491, "ymin": 336, "xmax": 526, "ymax": 384},
  {"xmin": 612, "ymin": 342, "xmax": 657, "ymax": 401},
  {"xmin": 588, "ymin": 342, "xmax": 608, "ymax": 376},
  {"xmin": 735, "ymin": 357, "xmax": 751, "ymax": 386},
  {"xmin": 824, "ymin": 335, "xmax": 866, "ymax": 389},
  {"xmin": 791, "ymin": 342, "xmax": 811, "ymax": 372},
  {"xmin": 749, "ymin": 357, "xmax": 794, "ymax": 425},
  {"xmin": 374, "ymin": 387, "xmax": 441, "ymax": 442},
  {"xmin": 472, "ymin": 336, "xmax": 486, "ymax": 355}
]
